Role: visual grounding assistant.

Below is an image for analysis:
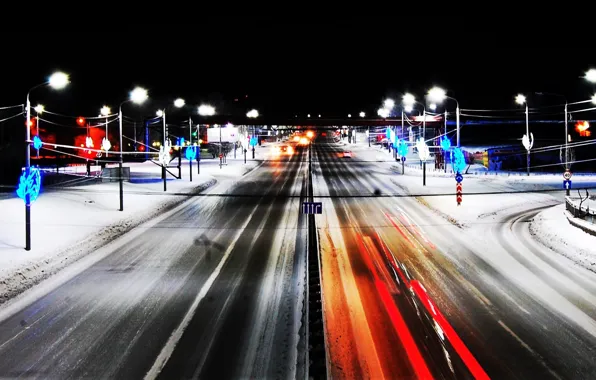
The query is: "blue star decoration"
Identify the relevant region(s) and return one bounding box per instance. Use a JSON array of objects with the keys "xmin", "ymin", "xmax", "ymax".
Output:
[
  {"xmin": 451, "ymin": 147, "xmax": 466, "ymax": 174},
  {"xmin": 185, "ymin": 146, "xmax": 197, "ymax": 160},
  {"xmin": 33, "ymin": 136, "xmax": 42, "ymax": 150},
  {"xmin": 16, "ymin": 167, "xmax": 42, "ymax": 203}
]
